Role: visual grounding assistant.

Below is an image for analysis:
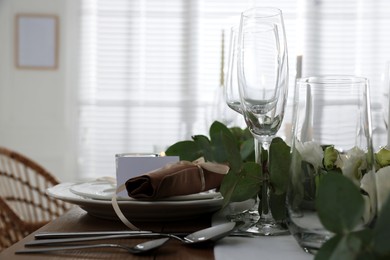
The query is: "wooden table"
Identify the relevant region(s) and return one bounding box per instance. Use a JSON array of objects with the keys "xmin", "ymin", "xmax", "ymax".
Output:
[{"xmin": 0, "ymin": 207, "xmax": 215, "ymax": 259}]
